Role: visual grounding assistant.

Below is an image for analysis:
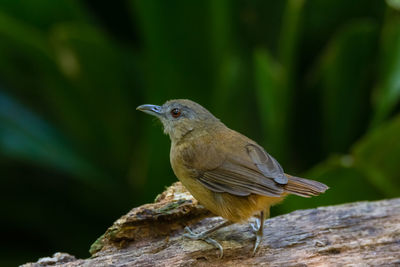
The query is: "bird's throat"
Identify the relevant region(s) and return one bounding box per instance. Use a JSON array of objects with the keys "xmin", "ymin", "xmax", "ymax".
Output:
[{"xmin": 166, "ymin": 123, "xmax": 194, "ymax": 144}]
